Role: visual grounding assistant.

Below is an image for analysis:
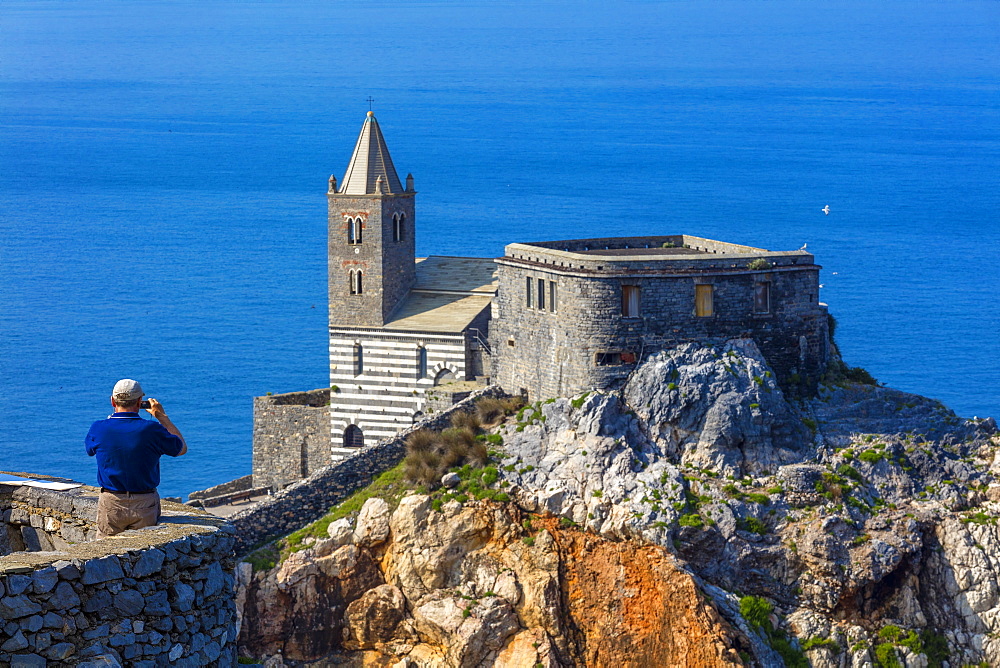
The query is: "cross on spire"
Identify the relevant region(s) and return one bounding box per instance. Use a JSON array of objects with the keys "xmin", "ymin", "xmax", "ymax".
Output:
[{"xmin": 366, "ymin": 96, "xmax": 375, "ymax": 111}]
